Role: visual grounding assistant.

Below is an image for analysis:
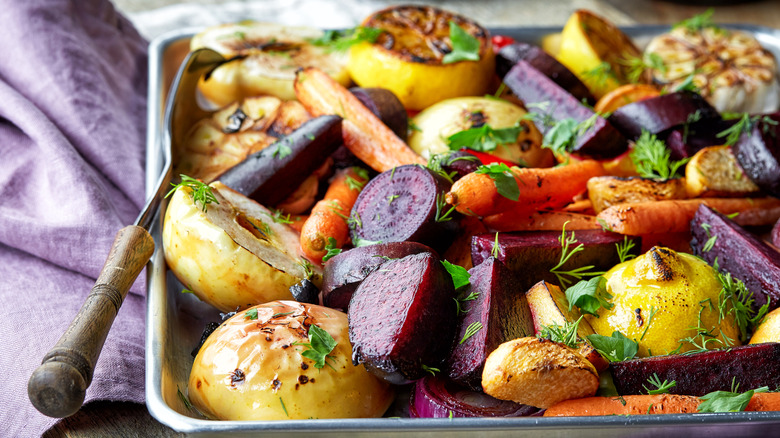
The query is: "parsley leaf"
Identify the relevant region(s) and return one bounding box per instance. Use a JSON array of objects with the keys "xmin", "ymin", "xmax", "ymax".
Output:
[
  {"xmin": 166, "ymin": 174, "xmax": 219, "ymax": 212},
  {"xmin": 698, "ymin": 385, "xmax": 768, "ymax": 413},
  {"xmin": 245, "ymin": 308, "xmax": 259, "ymax": 320},
  {"xmin": 474, "ymin": 163, "xmax": 520, "ymax": 201},
  {"xmin": 294, "ymin": 324, "xmax": 338, "ymax": 369},
  {"xmin": 446, "ymin": 122, "xmax": 525, "ymax": 152},
  {"xmin": 442, "ymin": 21, "xmax": 480, "ymax": 64},
  {"xmin": 441, "ymin": 260, "xmax": 471, "ymax": 290},
  {"xmin": 321, "ymin": 237, "xmax": 342, "ymax": 263},
  {"xmin": 566, "ymin": 276, "xmax": 613, "ymax": 317},
  {"xmin": 630, "ymin": 130, "xmax": 689, "ymax": 180},
  {"xmin": 272, "ymin": 142, "xmax": 292, "ymax": 159},
  {"xmin": 586, "ymin": 331, "xmax": 639, "ymax": 362},
  {"xmin": 310, "ymin": 26, "xmax": 383, "ymax": 52}
]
